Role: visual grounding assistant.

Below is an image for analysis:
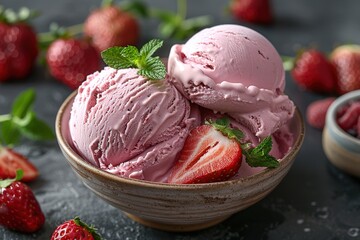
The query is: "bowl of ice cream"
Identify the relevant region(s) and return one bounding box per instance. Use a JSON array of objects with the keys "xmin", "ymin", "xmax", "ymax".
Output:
[
  {"xmin": 55, "ymin": 24, "xmax": 305, "ymax": 231},
  {"xmin": 56, "ymin": 93, "xmax": 304, "ymax": 231},
  {"xmin": 323, "ymin": 90, "xmax": 360, "ymax": 177}
]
